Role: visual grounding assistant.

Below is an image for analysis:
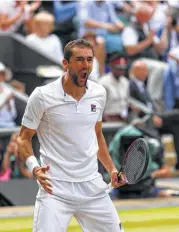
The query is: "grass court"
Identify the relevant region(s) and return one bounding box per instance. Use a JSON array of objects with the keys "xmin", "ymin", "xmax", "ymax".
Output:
[{"xmin": 0, "ymin": 206, "xmax": 178, "ymax": 232}]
